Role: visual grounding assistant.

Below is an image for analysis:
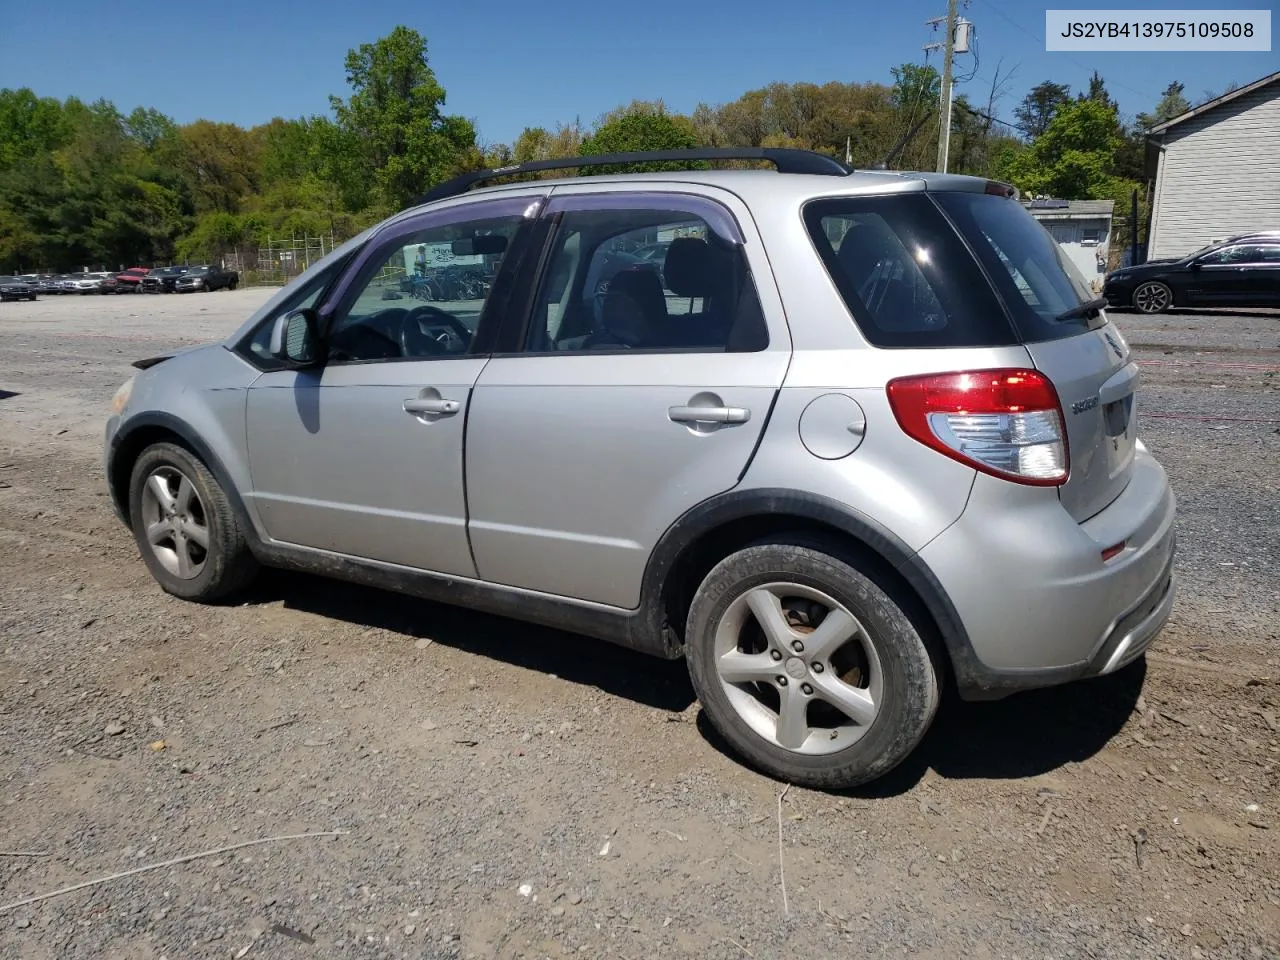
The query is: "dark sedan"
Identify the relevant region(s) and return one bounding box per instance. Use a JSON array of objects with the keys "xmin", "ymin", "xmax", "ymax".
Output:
[
  {"xmin": 1104, "ymin": 235, "xmax": 1280, "ymax": 314},
  {"xmin": 0, "ymin": 276, "xmax": 37, "ymax": 301}
]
